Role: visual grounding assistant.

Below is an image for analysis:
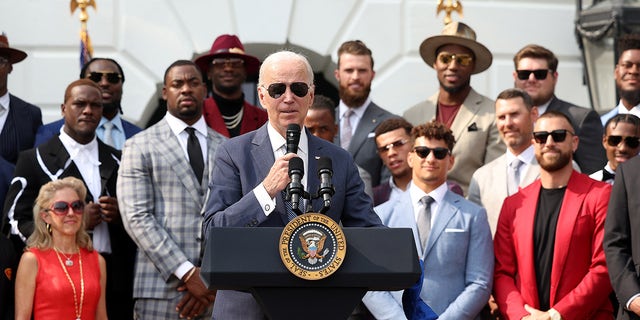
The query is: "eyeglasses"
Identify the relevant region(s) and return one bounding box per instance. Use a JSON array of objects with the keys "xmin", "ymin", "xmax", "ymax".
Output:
[
  {"xmin": 618, "ymin": 61, "xmax": 640, "ymax": 71},
  {"xmin": 516, "ymin": 69, "xmax": 550, "ymax": 80},
  {"xmin": 532, "ymin": 129, "xmax": 574, "ymax": 144},
  {"xmin": 377, "ymin": 139, "xmax": 409, "ymax": 153},
  {"xmin": 437, "ymin": 52, "xmax": 473, "ymax": 67},
  {"xmin": 46, "ymin": 200, "xmax": 85, "ymax": 215},
  {"xmin": 412, "ymin": 146, "xmax": 450, "ymax": 160},
  {"xmin": 607, "ymin": 135, "xmax": 640, "ymax": 148},
  {"xmin": 86, "ymin": 71, "xmax": 122, "ymax": 84},
  {"xmin": 212, "ymin": 58, "xmax": 244, "ymax": 68},
  {"xmin": 262, "ymin": 82, "xmax": 310, "ymax": 99}
]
